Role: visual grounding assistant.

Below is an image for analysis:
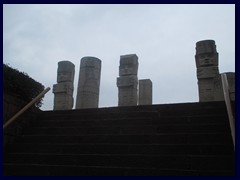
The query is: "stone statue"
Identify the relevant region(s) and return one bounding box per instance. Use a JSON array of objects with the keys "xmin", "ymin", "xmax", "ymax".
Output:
[
  {"xmin": 195, "ymin": 40, "xmax": 219, "ymax": 68},
  {"xmin": 117, "ymin": 54, "xmax": 139, "ymax": 106},
  {"xmin": 195, "ymin": 40, "xmax": 223, "ymax": 102},
  {"xmin": 53, "ymin": 61, "xmax": 75, "ymax": 110},
  {"xmin": 76, "ymin": 57, "xmax": 101, "ymax": 109}
]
